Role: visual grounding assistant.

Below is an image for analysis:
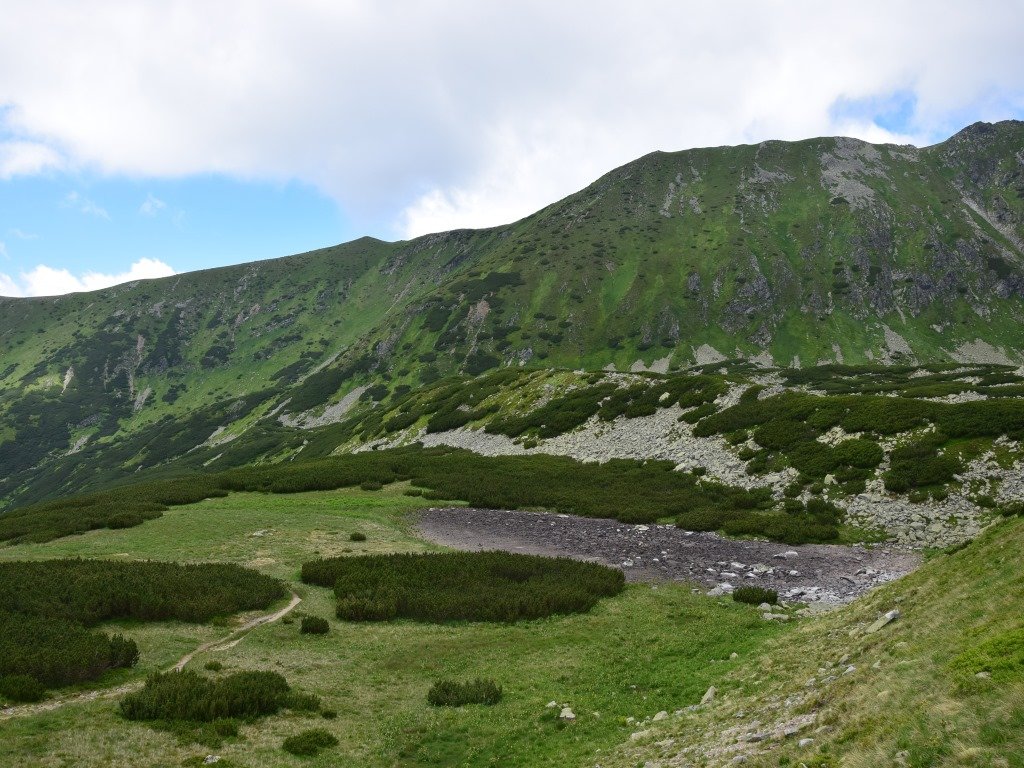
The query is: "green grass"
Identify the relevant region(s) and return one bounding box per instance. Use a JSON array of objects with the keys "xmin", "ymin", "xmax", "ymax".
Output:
[{"xmin": 0, "ymin": 486, "xmax": 436, "ymax": 581}]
